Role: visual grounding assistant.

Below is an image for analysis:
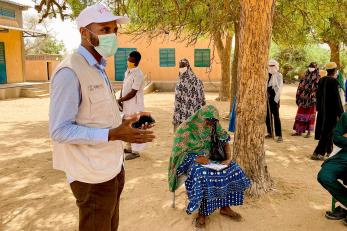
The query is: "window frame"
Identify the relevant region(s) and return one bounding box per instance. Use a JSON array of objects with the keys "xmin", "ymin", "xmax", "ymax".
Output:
[
  {"xmin": 194, "ymin": 48, "xmax": 211, "ymax": 67},
  {"xmin": 0, "ymin": 7, "xmax": 16, "ymax": 19},
  {"xmin": 159, "ymin": 48, "xmax": 176, "ymax": 67}
]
